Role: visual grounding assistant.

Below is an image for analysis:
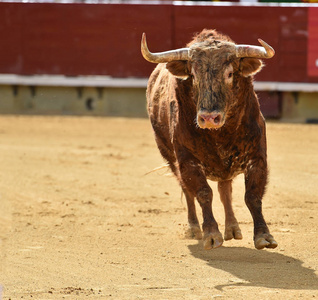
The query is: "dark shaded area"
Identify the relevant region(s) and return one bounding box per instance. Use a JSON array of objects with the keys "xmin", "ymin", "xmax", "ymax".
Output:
[{"xmin": 188, "ymin": 243, "xmax": 318, "ymax": 290}]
